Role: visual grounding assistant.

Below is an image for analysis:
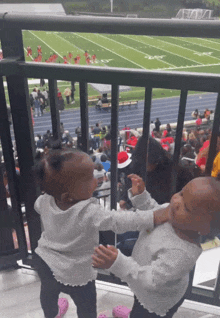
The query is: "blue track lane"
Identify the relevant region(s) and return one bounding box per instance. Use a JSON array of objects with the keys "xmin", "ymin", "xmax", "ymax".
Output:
[{"xmin": 26, "ymin": 92, "xmax": 218, "ymax": 138}]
